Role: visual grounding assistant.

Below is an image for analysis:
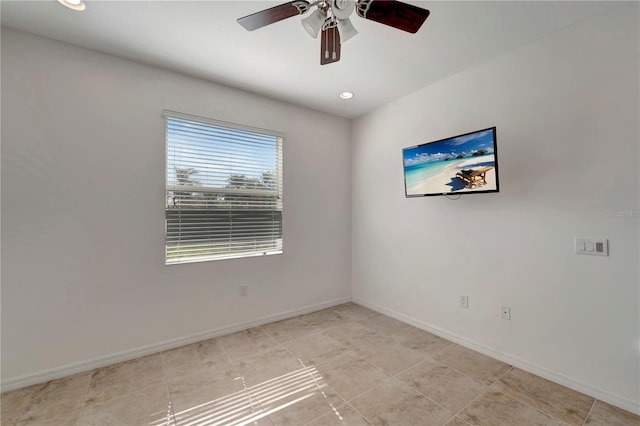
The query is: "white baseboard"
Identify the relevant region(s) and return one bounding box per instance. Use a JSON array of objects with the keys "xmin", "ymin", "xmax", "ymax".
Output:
[
  {"xmin": 0, "ymin": 297, "xmax": 351, "ymax": 393},
  {"xmin": 352, "ymin": 297, "xmax": 640, "ymax": 416}
]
